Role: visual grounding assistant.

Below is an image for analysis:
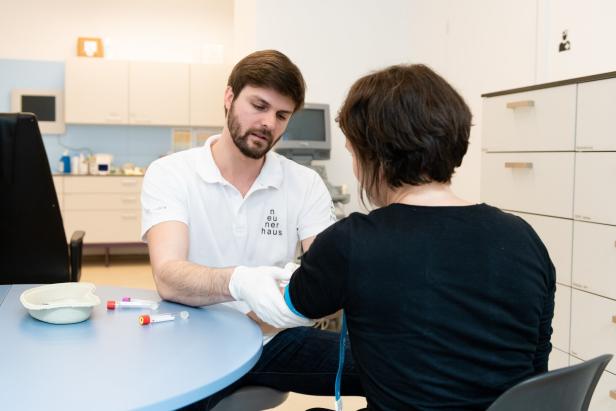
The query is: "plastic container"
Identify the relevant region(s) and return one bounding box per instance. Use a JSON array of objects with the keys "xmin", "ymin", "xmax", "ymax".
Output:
[
  {"xmin": 20, "ymin": 283, "xmax": 101, "ymax": 324},
  {"xmin": 59, "ymin": 150, "xmax": 71, "ymax": 174}
]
